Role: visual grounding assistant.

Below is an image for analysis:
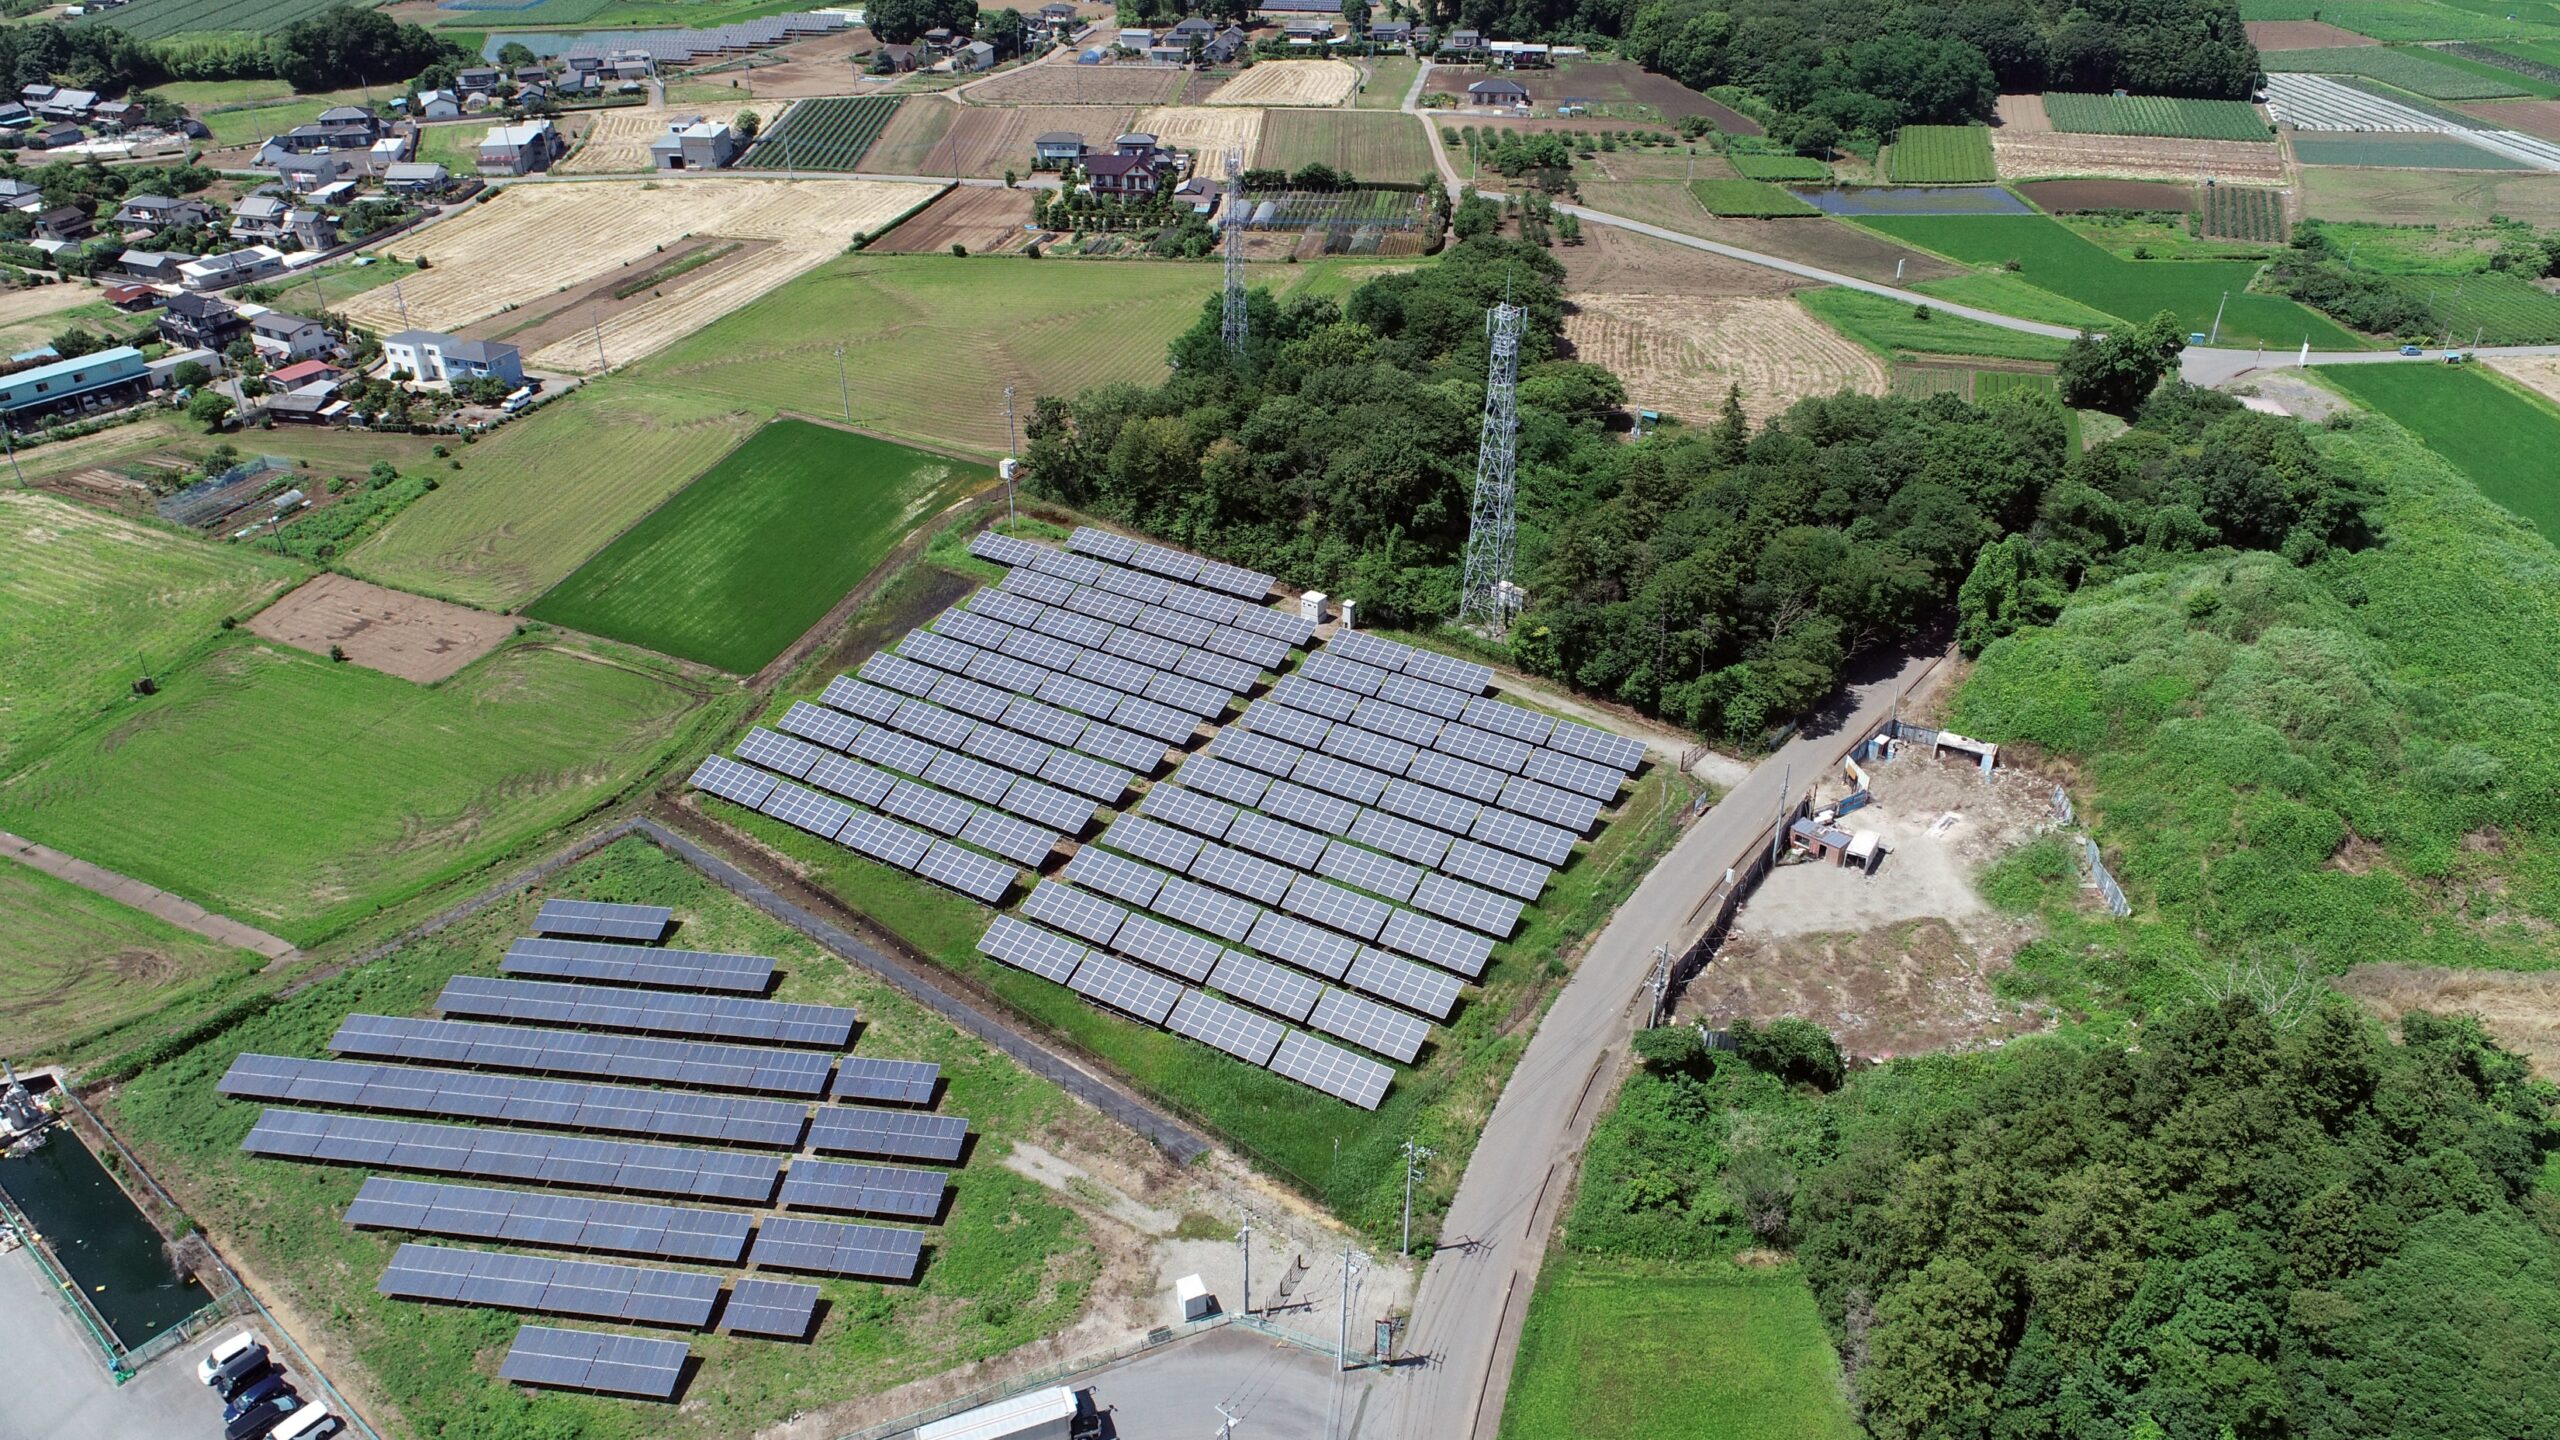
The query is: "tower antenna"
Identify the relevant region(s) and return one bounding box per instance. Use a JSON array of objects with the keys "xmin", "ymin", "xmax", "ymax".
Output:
[
  {"xmin": 1457, "ymin": 301, "xmax": 1525, "ymax": 633},
  {"xmin": 1220, "ymin": 148, "xmax": 1247, "ymax": 355}
]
